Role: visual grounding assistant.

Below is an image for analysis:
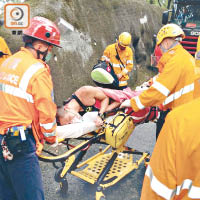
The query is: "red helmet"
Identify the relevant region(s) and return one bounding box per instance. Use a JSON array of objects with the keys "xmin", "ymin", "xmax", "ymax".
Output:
[{"xmin": 23, "ymin": 16, "xmax": 61, "ymax": 47}]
